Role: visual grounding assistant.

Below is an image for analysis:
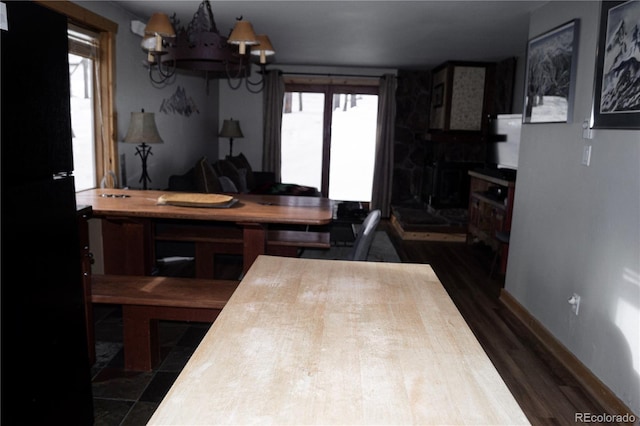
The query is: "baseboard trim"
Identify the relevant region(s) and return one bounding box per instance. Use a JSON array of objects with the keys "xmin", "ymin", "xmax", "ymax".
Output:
[{"xmin": 499, "ymin": 289, "xmax": 636, "ymax": 418}]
